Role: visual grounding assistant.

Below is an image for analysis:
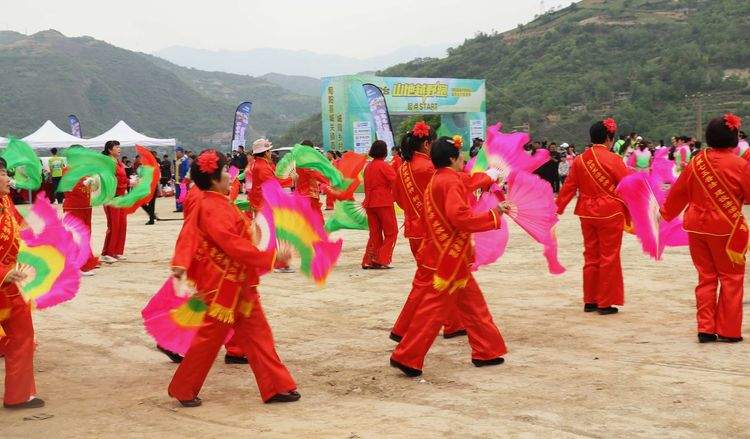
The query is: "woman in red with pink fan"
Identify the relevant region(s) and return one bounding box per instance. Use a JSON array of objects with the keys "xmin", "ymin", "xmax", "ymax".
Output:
[
  {"xmin": 661, "ymin": 114, "xmax": 750, "ymax": 343},
  {"xmin": 557, "ymin": 119, "xmax": 629, "ymax": 315},
  {"xmin": 167, "ymin": 150, "xmax": 299, "ymax": 406}
]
